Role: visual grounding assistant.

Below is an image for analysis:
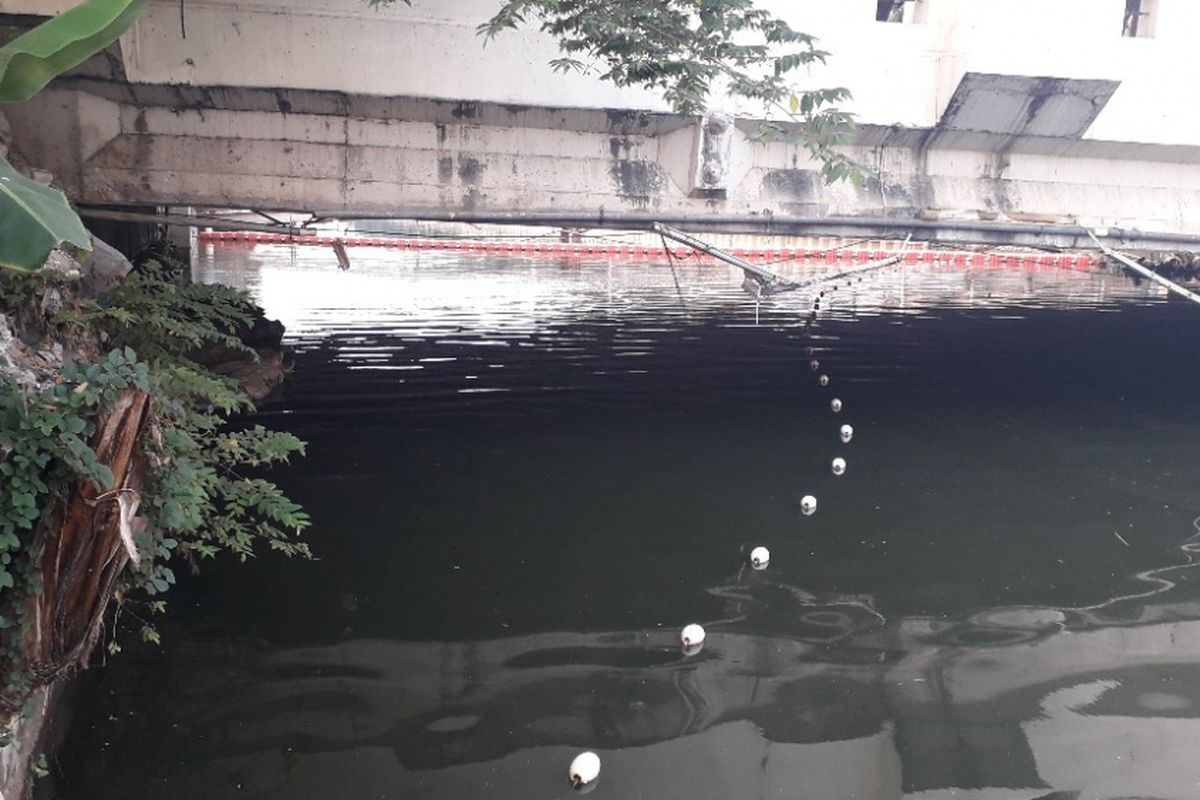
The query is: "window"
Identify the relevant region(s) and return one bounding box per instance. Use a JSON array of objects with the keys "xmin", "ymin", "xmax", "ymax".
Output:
[
  {"xmin": 1123, "ymin": 0, "xmax": 1156, "ymax": 37},
  {"xmin": 876, "ymin": 0, "xmax": 904, "ymax": 22},
  {"xmin": 876, "ymin": 0, "xmax": 927, "ymax": 24}
]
